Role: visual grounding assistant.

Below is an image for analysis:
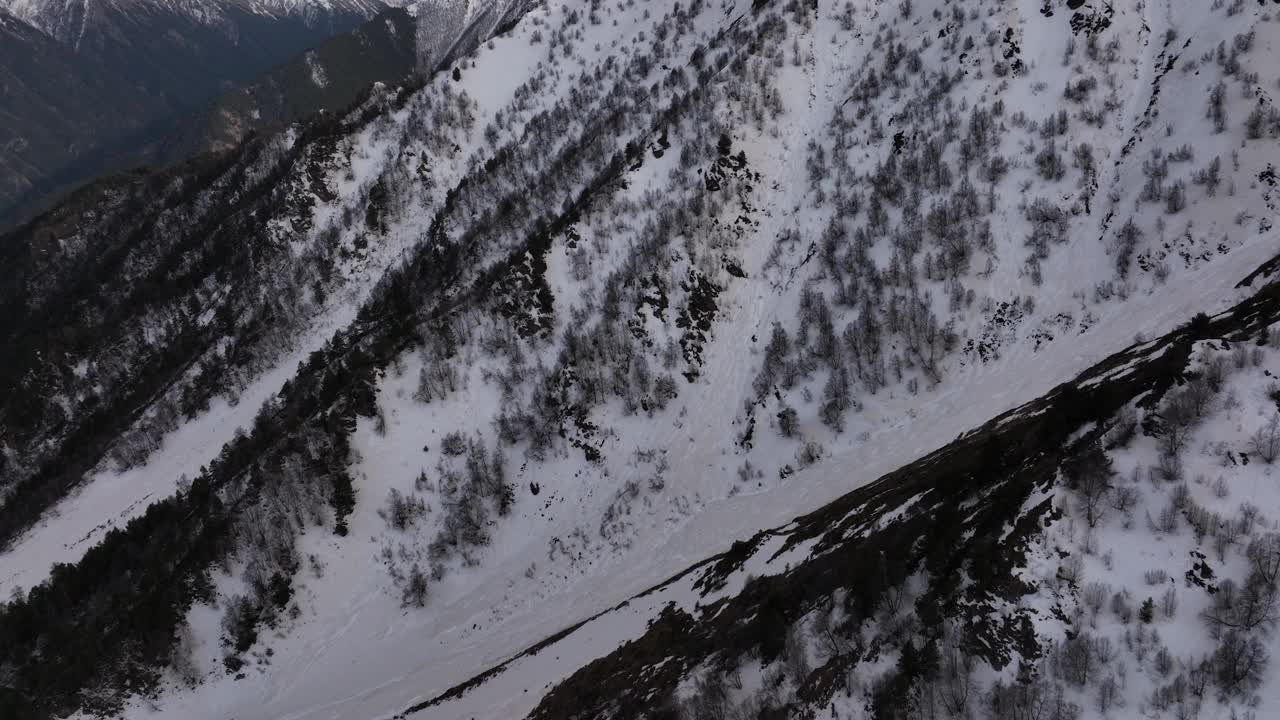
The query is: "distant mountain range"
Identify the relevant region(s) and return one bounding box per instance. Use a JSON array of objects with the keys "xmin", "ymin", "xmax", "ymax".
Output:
[
  {"xmin": 0, "ymin": 9, "xmax": 168, "ymax": 222},
  {"xmin": 162, "ymin": 6, "xmax": 419, "ymax": 163},
  {"xmin": 0, "ymin": 0, "xmax": 395, "ymax": 228}
]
